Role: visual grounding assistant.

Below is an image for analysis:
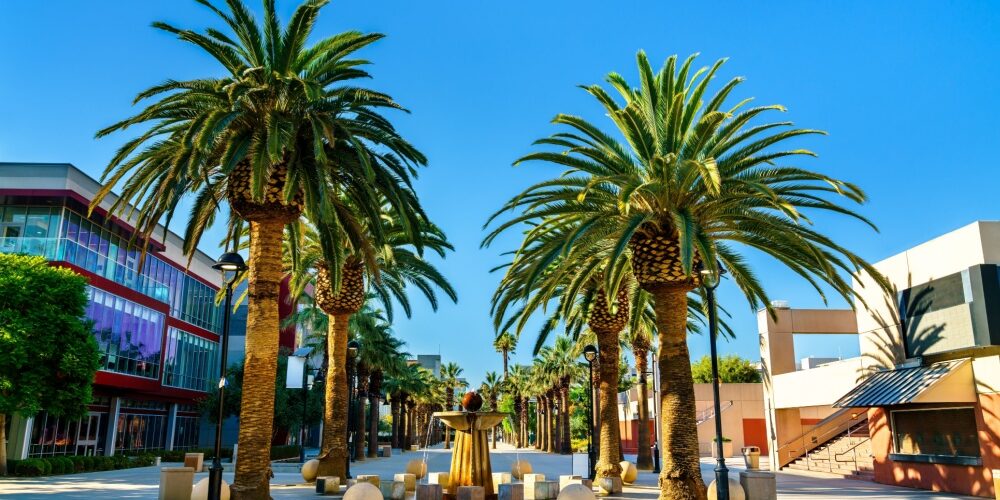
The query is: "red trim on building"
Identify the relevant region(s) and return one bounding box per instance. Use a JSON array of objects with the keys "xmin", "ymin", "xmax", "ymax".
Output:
[
  {"xmin": 166, "ymin": 317, "xmax": 220, "ymax": 342},
  {"xmin": 279, "ymin": 275, "xmax": 297, "ymax": 350},
  {"xmin": 52, "ymin": 260, "xmax": 170, "ymax": 313},
  {"xmin": 94, "ymin": 372, "xmax": 210, "ymax": 404}
]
